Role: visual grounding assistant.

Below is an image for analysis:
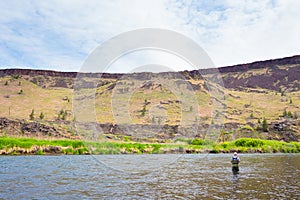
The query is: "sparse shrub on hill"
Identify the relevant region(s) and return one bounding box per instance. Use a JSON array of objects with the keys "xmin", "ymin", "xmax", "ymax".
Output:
[
  {"xmin": 240, "ymin": 125, "xmax": 254, "ymax": 132},
  {"xmin": 141, "ymin": 105, "xmax": 146, "ymax": 116},
  {"xmin": 39, "ymin": 112, "xmax": 44, "ymax": 120},
  {"xmin": 158, "ymin": 117, "xmax": 161, "ymax": 125},
  {"xmin": 62, "ymin": 110, "xmax": 67, "ymax": 120},
  {"xmin": 294, "ymin": 112, "xmax": 298, "ymax": 119},
  {"xmin": 262, "ymin": 118, "xmax": 268, "ymax": 132},
  {"xmin": 283, "ymin": 109, "xmax": 294, "ymax": 118},
  {"xmin": 287, "ymin": 111, "xmax": 293, "ymax": 118},
  {"xmin": 151, "ymin": 116, "xmax": 155, "ymax": 124},
  {"xmin": 57, "ymin": 109, "xmax": 68, "ymax": 120},
  {"xmin": 283, "ymin": 109, "xmax": 287, "ymax": 117},
  {"xmin": 29, "ymin": 109, "xmax": 35, "ymax": 120},
  {"xmin": 11, "ymin": 75, "xmax": 20, "ymax": 79}
]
